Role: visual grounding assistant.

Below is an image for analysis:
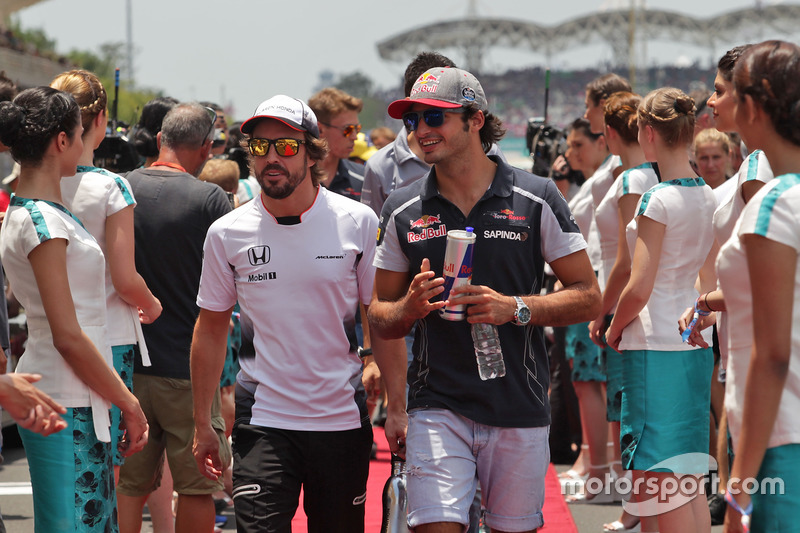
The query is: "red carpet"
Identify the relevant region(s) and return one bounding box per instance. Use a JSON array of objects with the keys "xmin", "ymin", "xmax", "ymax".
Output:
[{"xmin": 290, "ymin": 427, "xmax": 577, "ymax": 532}]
